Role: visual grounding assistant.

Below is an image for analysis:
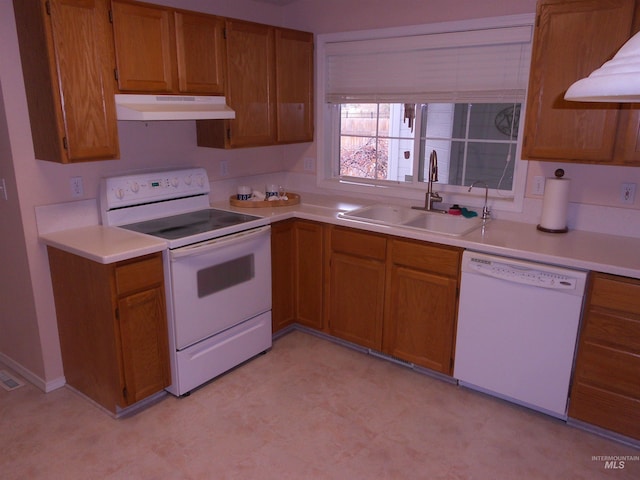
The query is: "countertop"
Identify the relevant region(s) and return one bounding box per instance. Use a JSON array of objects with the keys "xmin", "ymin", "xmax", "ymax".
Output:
[
  {"xmin": 215, "ymin": 193, "xmax": 640, "ymax": 279},
  {"xmin": 39, "ymin": 192, "xmax": 640, "ymax": 279},
  {"xmin": 40, "ymin": 225, "xmax": 167, "ymax": 264}
]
